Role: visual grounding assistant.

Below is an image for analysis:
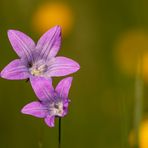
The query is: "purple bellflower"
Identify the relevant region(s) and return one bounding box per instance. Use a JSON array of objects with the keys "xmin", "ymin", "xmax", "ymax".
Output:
[
  {"xmin": 1, "ymin": 26, "xmax": 79, "ymax": 81},
  {"xmin": 21, "ymin": 77, "xmax": 72, "ymax": 127}
]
